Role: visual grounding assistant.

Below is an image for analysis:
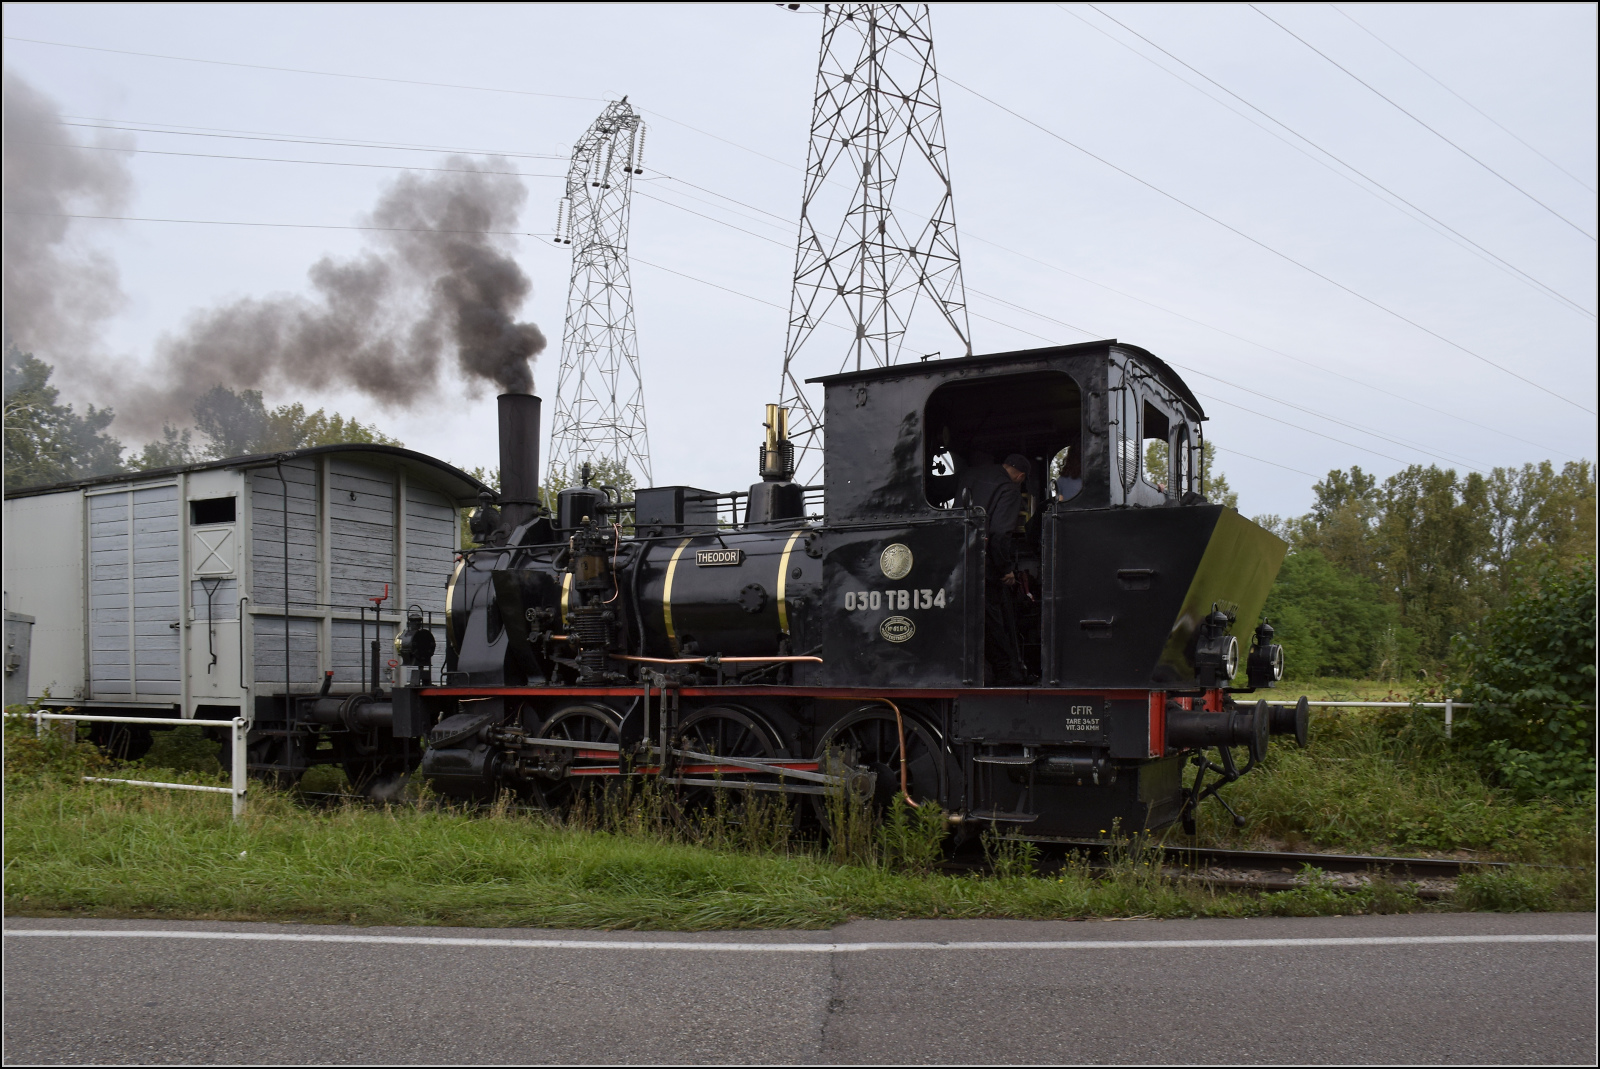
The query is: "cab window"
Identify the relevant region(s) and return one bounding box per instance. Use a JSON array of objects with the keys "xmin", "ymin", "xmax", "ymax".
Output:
[{"xmin": 923, "ymin": 371, "xmax": 1082, "ymax": 509}]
